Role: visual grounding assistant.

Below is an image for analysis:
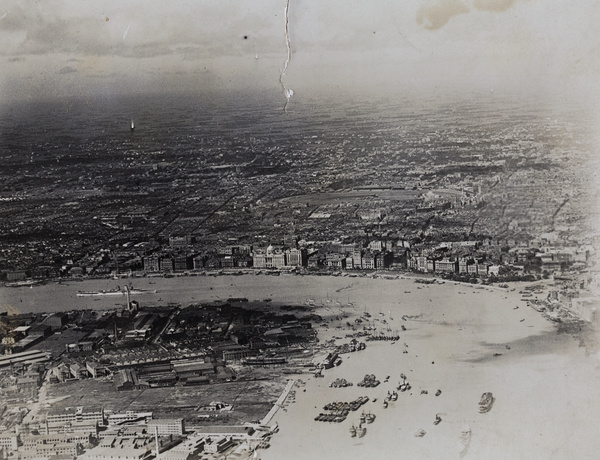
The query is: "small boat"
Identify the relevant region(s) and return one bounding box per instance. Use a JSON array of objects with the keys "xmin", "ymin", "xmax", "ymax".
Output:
[
  {"xmin": 365, "ymin": 412, "xmax": 375, "ymax": 424},
  {"xmin": 383, "ymin": 401, "xmax": 388, "ymax": 409},
  {"xmin": 479, "ymin": 392, "xmax": 494, "ymax": 413},
  {"xmin": 357, "ymin": 424, "xmax": 366, "ymax": 438},
  {"xmin": 349, "ymin": 425, "xmax": 357, "ymax": 437},
  {"xmin": 458, "ymin": 424, "xmax": 471, "ymax": 457},
  {"xmin": 434, "ymin": 414, "xmax": 442, "ymax": 425},
  {"xmin": 130, "ymin": 118, "xmax": 135, "ymax": 131},
  {"xmin": 435, "ymin": 389, "xmax": 442, "ymax": 397}
]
